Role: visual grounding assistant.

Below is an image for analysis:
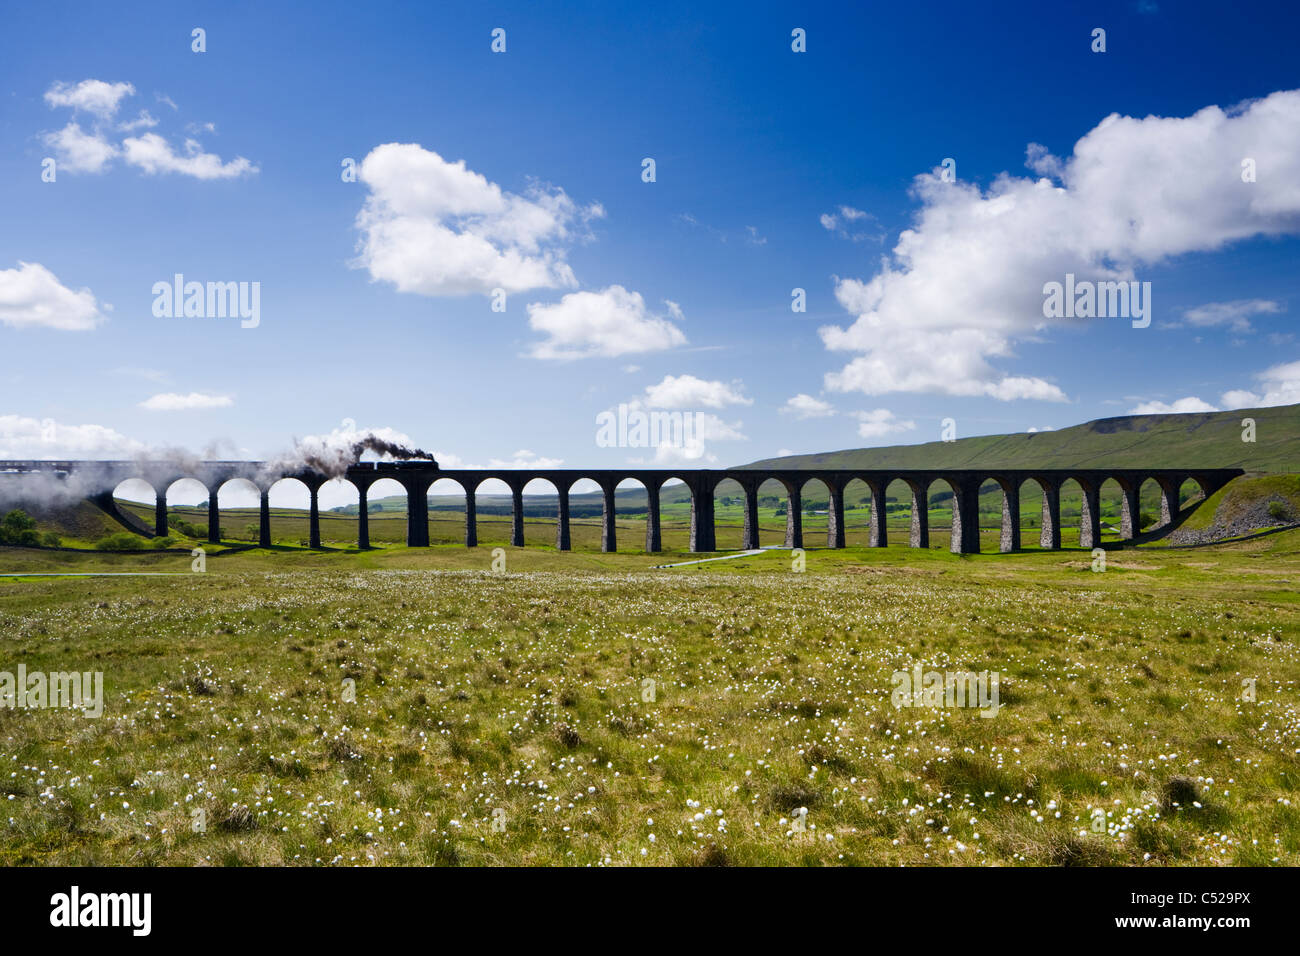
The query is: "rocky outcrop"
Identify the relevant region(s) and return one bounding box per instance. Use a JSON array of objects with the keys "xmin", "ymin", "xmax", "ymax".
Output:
[{"xmin": 1168, "ymin": 495, "xmax": 1296, "ymax": 545}]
